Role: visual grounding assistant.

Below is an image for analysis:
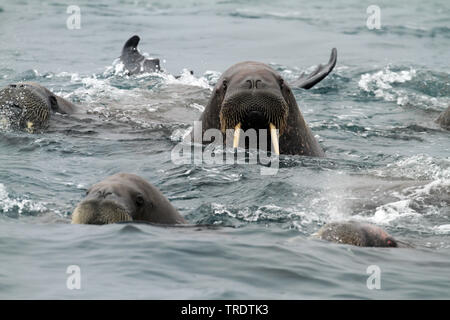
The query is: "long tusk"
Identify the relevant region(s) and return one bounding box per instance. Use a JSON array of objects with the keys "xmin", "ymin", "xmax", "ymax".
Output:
[
  {"xmin": 233, "ymin": 122, "xmax": 241, "ymax": 149},
  {"xmin": 269, "ymin": 123, "xmax": 280, "ymax": 155}
]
